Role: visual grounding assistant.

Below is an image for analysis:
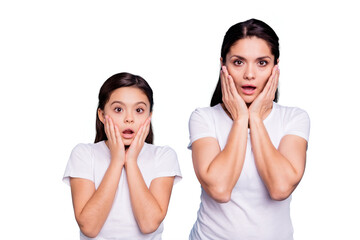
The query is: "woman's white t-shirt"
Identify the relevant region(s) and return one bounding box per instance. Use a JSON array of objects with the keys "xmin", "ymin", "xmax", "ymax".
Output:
[
  {"xmin": 188, "ymin": 102, "xmax": 310, "ymax": 240},
  {"xmin": 63, "ymin": 141, "xmax": 182, "ymax": 240}
]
